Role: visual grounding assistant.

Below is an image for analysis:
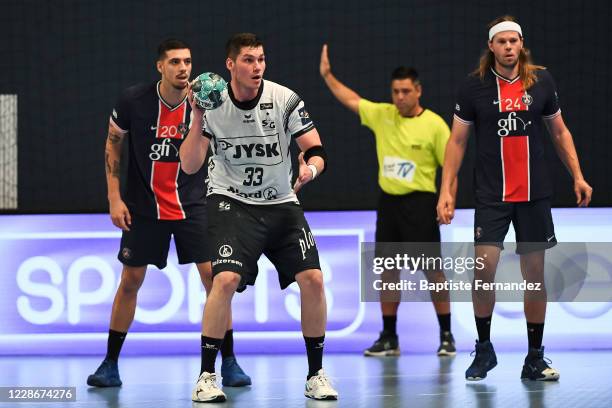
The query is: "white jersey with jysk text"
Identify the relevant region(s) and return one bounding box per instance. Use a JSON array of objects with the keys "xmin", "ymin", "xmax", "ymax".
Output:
[{"xmin": 202, "ymin": 79, "xmax": 315, "ymax": 205}]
